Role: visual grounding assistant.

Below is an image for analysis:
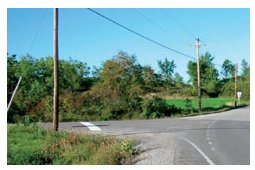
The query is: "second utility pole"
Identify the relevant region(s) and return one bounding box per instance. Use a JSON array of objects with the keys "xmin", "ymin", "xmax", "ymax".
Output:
[
  {"xmin": 195, "ymin": 38, "xmax": 202, "ymax": 113},
  {"xmin": 53, "ymin": 8, "xmax": 59, "ymax": 131}
]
